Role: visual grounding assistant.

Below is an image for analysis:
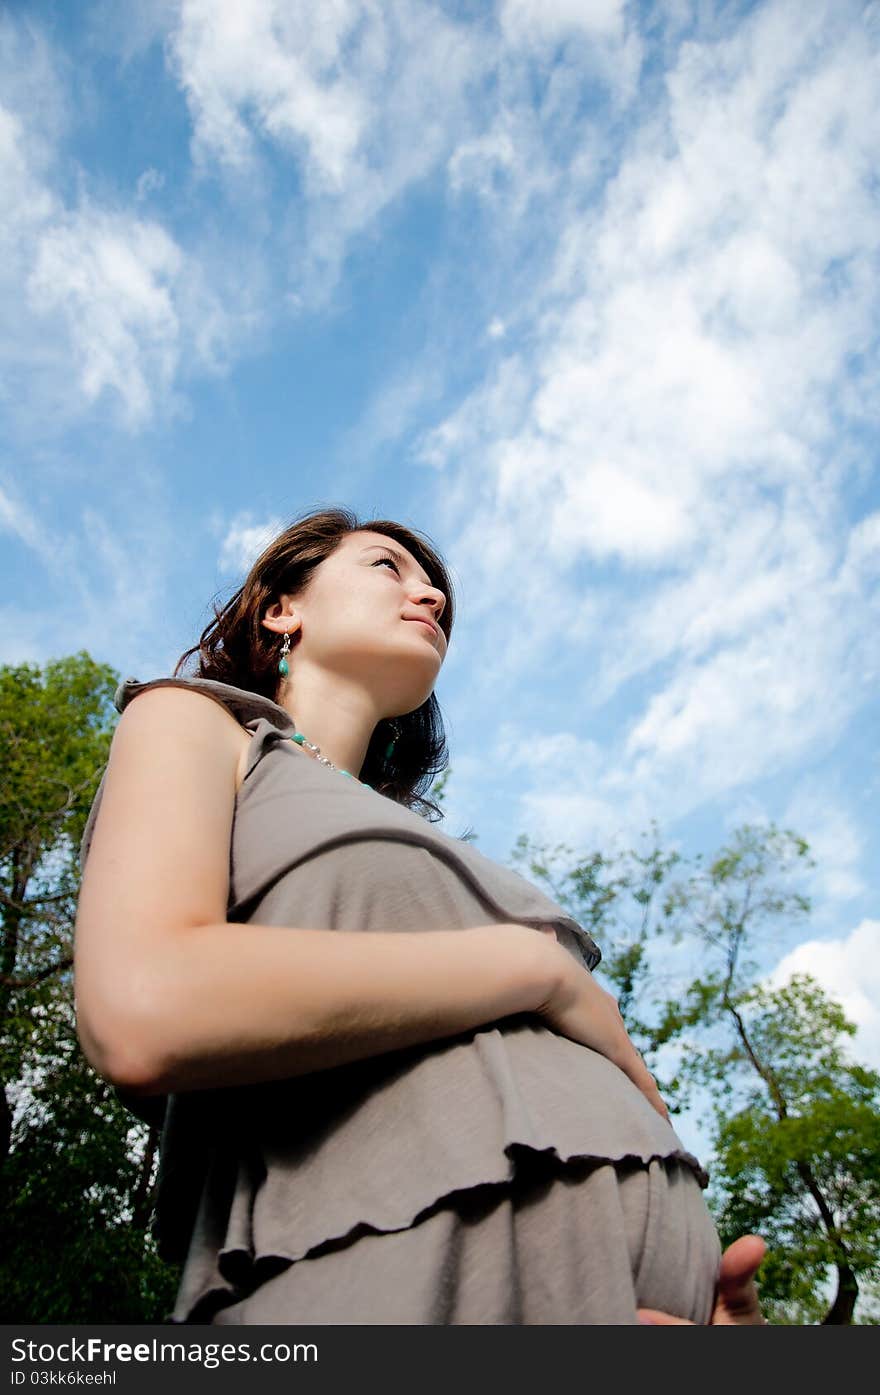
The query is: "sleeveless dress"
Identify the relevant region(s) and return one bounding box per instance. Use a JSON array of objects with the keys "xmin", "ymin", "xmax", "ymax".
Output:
[{"xmin": 78, "ymin": 676, "xmax": 721, "ymax": 1325}]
